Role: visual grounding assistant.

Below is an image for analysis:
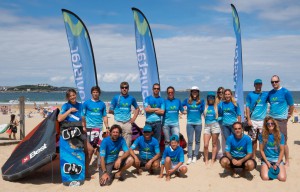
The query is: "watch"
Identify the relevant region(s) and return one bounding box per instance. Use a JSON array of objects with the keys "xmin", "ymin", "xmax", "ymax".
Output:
[{"xmin": 103, "ymin": 170, "xmax": 107, "ymax": 173}]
